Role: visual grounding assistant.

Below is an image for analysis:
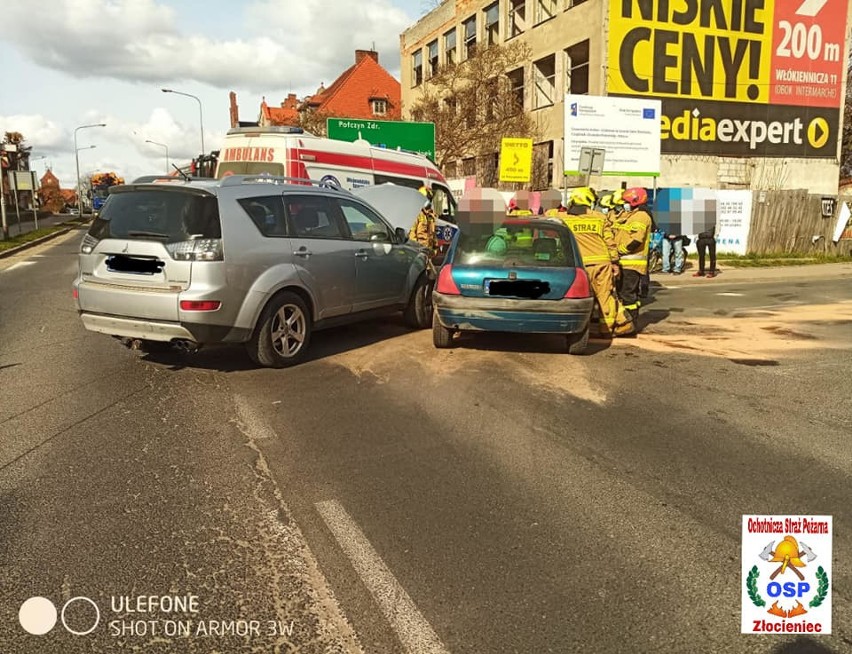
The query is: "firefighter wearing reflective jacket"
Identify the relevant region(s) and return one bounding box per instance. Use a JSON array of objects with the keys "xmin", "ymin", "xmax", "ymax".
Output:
[
  {"xmin": 613, "ymin": 187, "xmax": 652, "ymax": 324},
  {"xmin": 551, "ymin": 187, "xmax": 635, "ymax": 337},
  {"xmin": 409, "ymin": 185, "xmax": 439, "ymax": 258}
]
